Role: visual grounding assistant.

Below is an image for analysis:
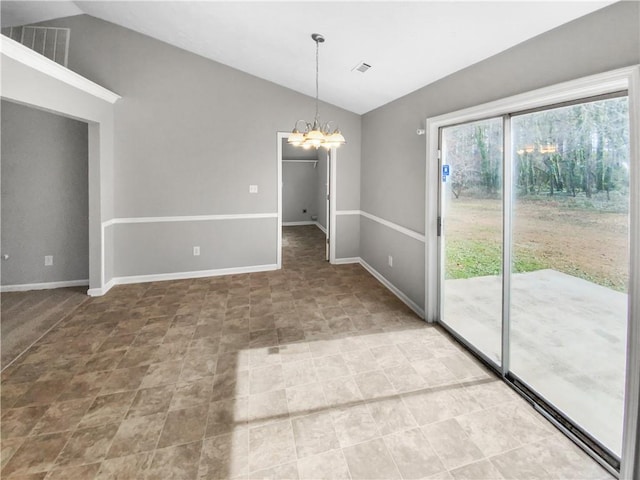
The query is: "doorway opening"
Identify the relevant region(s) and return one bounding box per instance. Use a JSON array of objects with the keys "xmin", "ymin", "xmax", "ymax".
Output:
[
  {"xmin": 277, "ymin": 132, "xmax": 336, "ymax": 268},
  {"xmin": 1, "ymin": 100, "xmax": 90, "ymax": 368}
]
